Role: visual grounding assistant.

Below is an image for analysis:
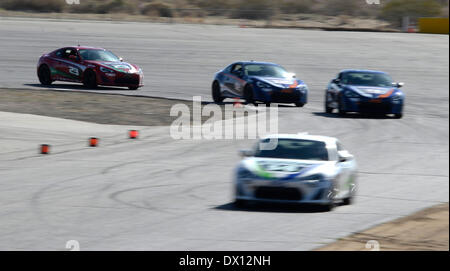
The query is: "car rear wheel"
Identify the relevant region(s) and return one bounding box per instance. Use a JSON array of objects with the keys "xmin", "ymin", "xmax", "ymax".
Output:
[
  {"xmin": 212, "ymin": 81, "xmax": 224, "ymax": 103},
  {"xmin": 38, "ymin": 65, "xmax": 52, "ymax": 85},
  {"xmin": 295, "ymin": 102, "xmax": 305, "ymax": 107},
  {"xmin": 394, "ymin": 113, "xmax": 403, "ymax": 119},
  {"xmin": 83, "ymin": 70, "xmax": 97, "ymax": 89},
  {"xmin": 244, "ymin": 85, "xmax": 256, "ymax": 105},
  {"xmin": 128, "ymin": 86, "xmax": 139, "ymax": 90}
]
